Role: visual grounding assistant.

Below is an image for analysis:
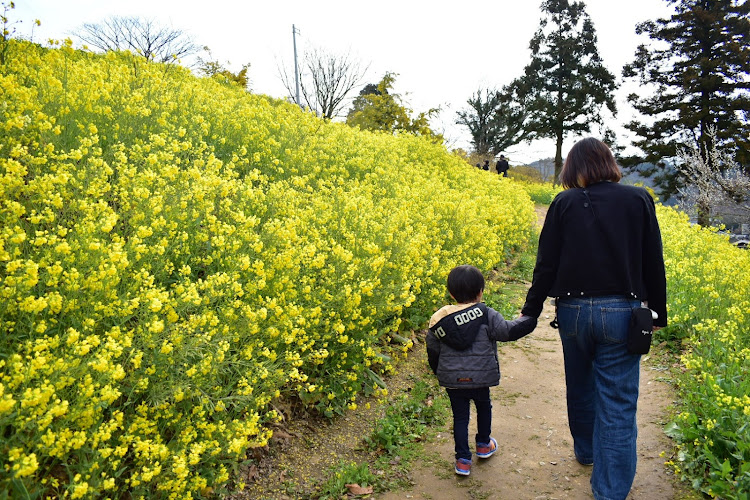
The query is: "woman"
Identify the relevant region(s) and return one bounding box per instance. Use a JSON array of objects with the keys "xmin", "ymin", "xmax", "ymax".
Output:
[{"xmin": 521, "ymin": 137, "xmax": 667, "ymax": 500}]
